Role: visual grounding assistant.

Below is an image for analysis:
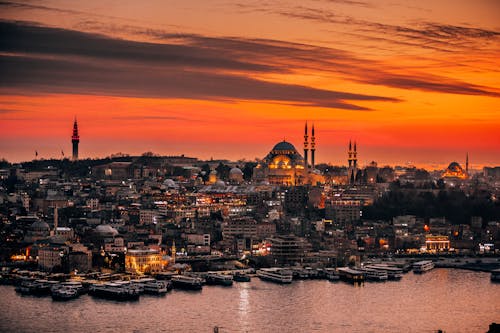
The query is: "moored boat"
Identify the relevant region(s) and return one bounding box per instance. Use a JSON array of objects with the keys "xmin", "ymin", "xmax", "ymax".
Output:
[
  {"xmin": 51, "ymin": 286, "xmax": 80, "ymax": 301},
  {"xmin": 88, "ymin": 282, "xmax": 140, "ymax": 301},
  {"xmin": 491, "ymin": 269, "xmax": 500, "ymax": 282},
  {"xmin": 337, "ymin": 267, "xmax": 365, "ymax": 283},
  {"xmin": 171, "ymin": 275, "xmax": 203, "ymax": 290},
  {"xmin": 256, "ymin": 268, "xmax": 293, "ymax": 284},
  {"xmin": 359, "ymin": 268, "xmax": 388, "ymax": 281},
  {"xmin": 364, "ymin": 264, "xmax": 403, "ymax": 280},
  {"xmin": 324, "ymin": 268, "xmax": 340, "ymax": 281},
  {"xmin": 233, "ymin": 272, "xmax": 251, "ymax": 282},
  {"xmin": 413, "ymin": 260, "xmax": 435, "ymax": 273},
  {"xmin": 205, "ymin": 274, "xmax": 233, "ymax": 286}
]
